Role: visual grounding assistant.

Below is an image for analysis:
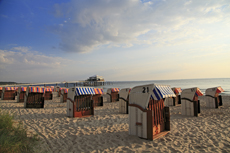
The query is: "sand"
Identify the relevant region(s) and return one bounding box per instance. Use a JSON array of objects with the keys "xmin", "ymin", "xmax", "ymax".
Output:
[{"xmin": 0, "ymin": 94, "xmax": 230, "ymax": 153}]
